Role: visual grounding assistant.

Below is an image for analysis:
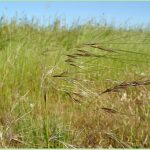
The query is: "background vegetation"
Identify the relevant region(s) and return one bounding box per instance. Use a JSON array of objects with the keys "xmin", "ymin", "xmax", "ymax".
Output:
[{"xmin": 0, "ymin": 17, "xmax": 150, "ymax": 148}]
